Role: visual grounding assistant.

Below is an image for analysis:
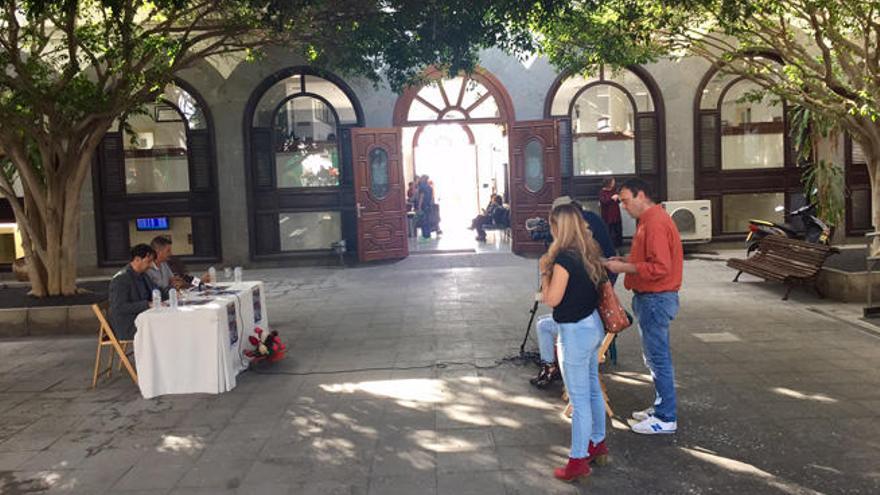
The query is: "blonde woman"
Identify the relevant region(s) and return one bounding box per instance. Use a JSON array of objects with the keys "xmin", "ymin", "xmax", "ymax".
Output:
[{"xmin": 539, "ymin": 203, "xmax": 608, "ymax": 482}]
